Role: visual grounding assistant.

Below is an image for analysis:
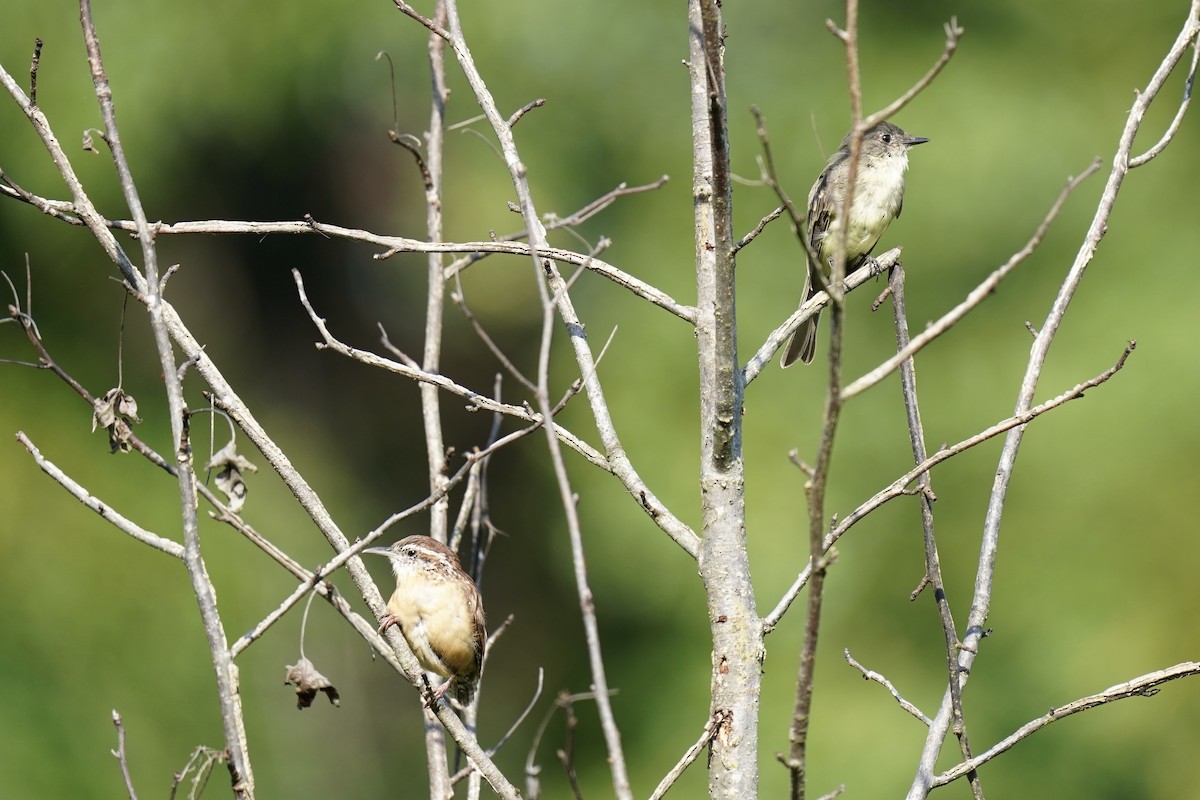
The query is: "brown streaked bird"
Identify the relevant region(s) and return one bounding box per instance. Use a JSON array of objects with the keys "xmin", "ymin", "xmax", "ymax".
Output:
[
  {"xmin": 781, "ymin": 120, "xmax": 929, "ymax": 367},
  {"xmin": 364, "ymin": 535, "xmax": 485, "ymax": 706}
]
